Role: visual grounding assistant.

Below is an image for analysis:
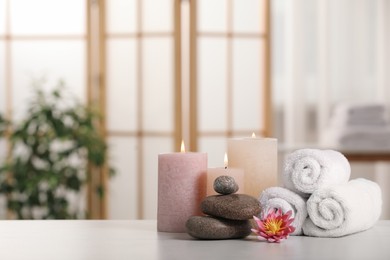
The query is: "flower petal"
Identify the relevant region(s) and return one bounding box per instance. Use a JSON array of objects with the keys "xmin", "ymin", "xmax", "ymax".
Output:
[{"xmin": 252, "ymin": 207, "xmax": 295, "ymax": 243}]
